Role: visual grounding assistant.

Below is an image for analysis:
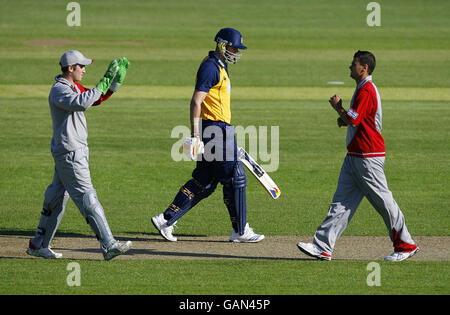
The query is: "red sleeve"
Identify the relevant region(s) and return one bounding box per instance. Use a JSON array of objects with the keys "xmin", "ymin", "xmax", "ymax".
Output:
[
  {"xmin": 74, "ymin": 81, "xmax": 113, "ymax": 106},
  {"xmin": 92, "ymin": 89, "xmax": 113, "ymax": 106},
  {"xmin": 74, "ymin": 81, "xmax": 87, "ymax": 93},
  {"xmin": 346, "ymin": 89, "xmax": 370, "ymax": 126}
]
